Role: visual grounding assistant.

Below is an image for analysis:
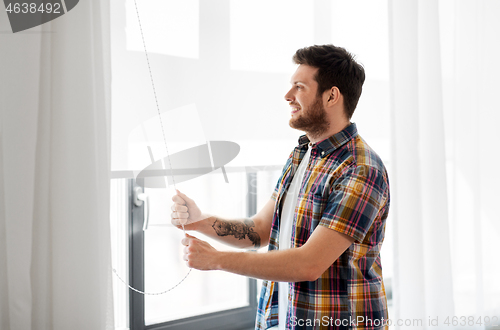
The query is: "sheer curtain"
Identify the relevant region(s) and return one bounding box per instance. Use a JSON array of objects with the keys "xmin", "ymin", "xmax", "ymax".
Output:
[
  {"xmin": 0, "ymin": 1, "xmax": 113, "ymax": 329},
  {"xmin": 389, "ymin": 0, "xmax": 500, "ymax": 328}
]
